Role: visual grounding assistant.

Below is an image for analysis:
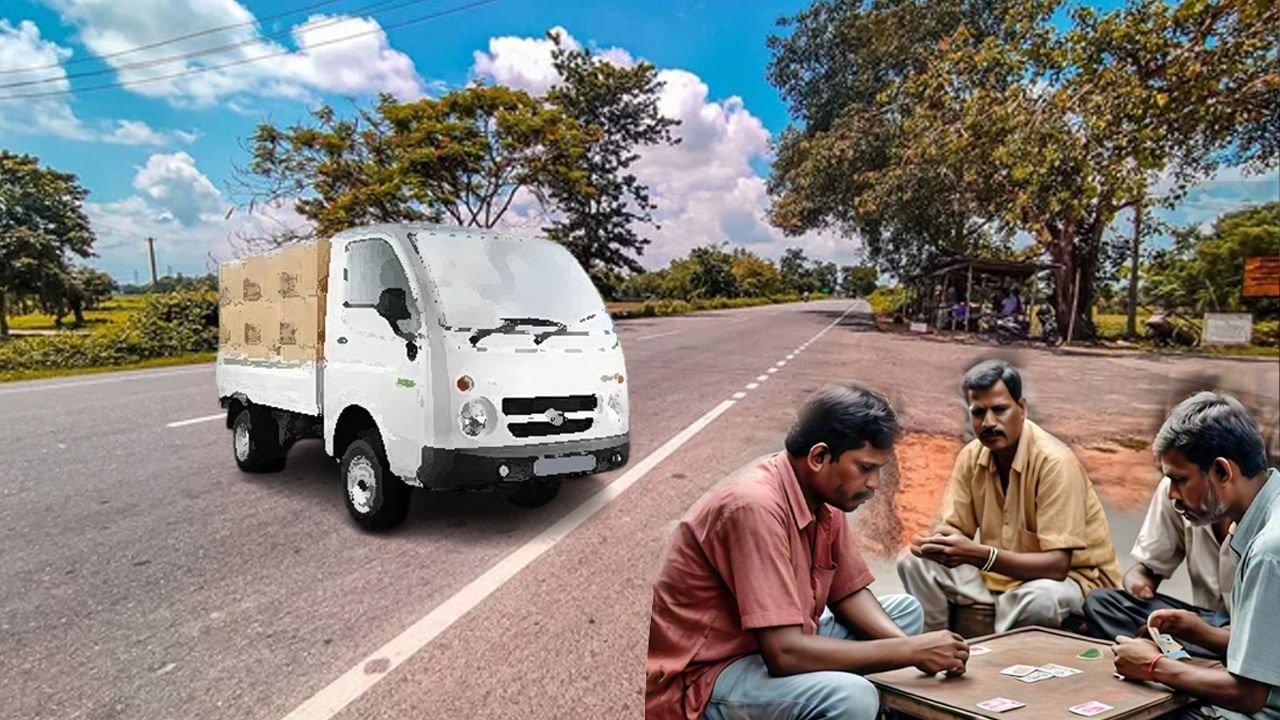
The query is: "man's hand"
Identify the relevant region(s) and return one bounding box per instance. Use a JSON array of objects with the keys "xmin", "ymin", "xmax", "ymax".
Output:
[
  {"xmin": 907, "ymin": 630, "xmax": 970, "ymax": 676},
  {"xmin": 1145, "ymin": 609, "xmax": 1211, "ymax": 646},
  {"xmin": 1112, "ymin": 636, "xmax": 1162, "ymax": 681},
  {"xmin": 1123, "ymin": 566, "xmax": 1158, "ymax": 600},
  {"xmin": 911, "ymin": 527, "xmax": 984, "ymax": 568}
]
